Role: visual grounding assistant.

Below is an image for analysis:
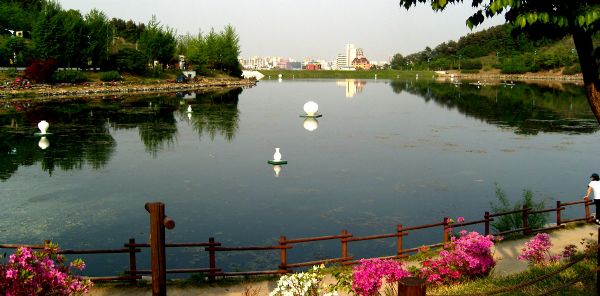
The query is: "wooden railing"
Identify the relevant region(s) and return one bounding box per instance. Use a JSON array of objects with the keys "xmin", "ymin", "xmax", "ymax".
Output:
[{"xmin": 1, "ymin": 198, "xmax": 594, "ymax": 284}]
